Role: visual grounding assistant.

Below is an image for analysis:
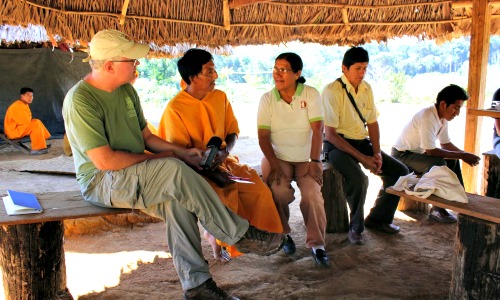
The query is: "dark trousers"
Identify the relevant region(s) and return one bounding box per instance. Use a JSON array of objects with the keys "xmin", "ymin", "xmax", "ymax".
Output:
[
  {"xmin": 325, "ymin": 140, "xmax": 409, "ymax": 233},
  {"xmin": 391, "ymin": 148, "xmax": 464, "ymax": 187}
]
